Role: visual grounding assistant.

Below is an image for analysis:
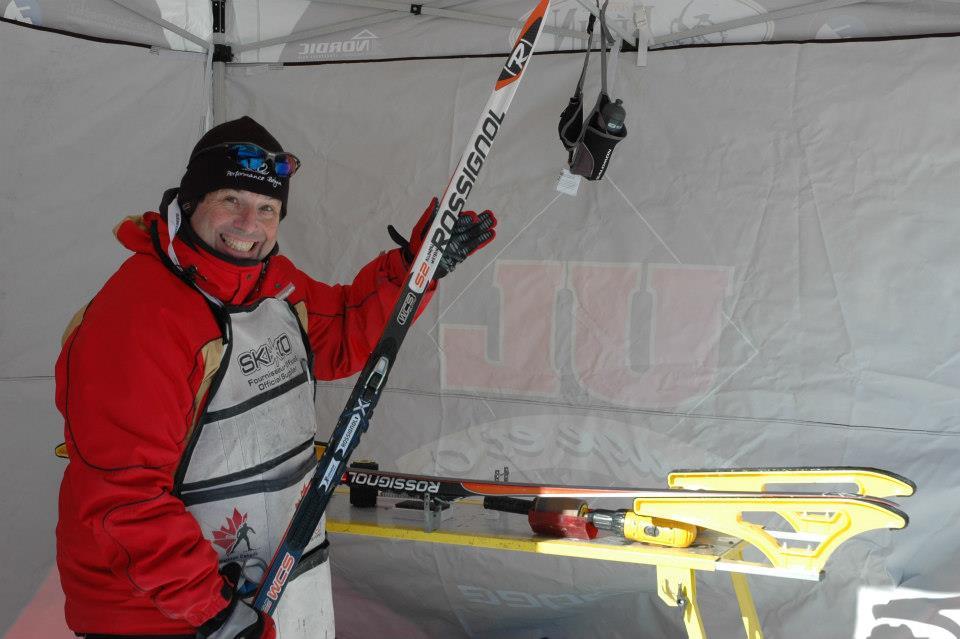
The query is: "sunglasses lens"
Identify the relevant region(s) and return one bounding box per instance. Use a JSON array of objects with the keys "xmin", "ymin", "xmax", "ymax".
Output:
[
  {"xmin": 274, "ymin": 154, "xmax": 300, "ymax": 178},
  {"xmin": 231, "ymin": 144, "xmax": 268, "ymax": 171}
]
